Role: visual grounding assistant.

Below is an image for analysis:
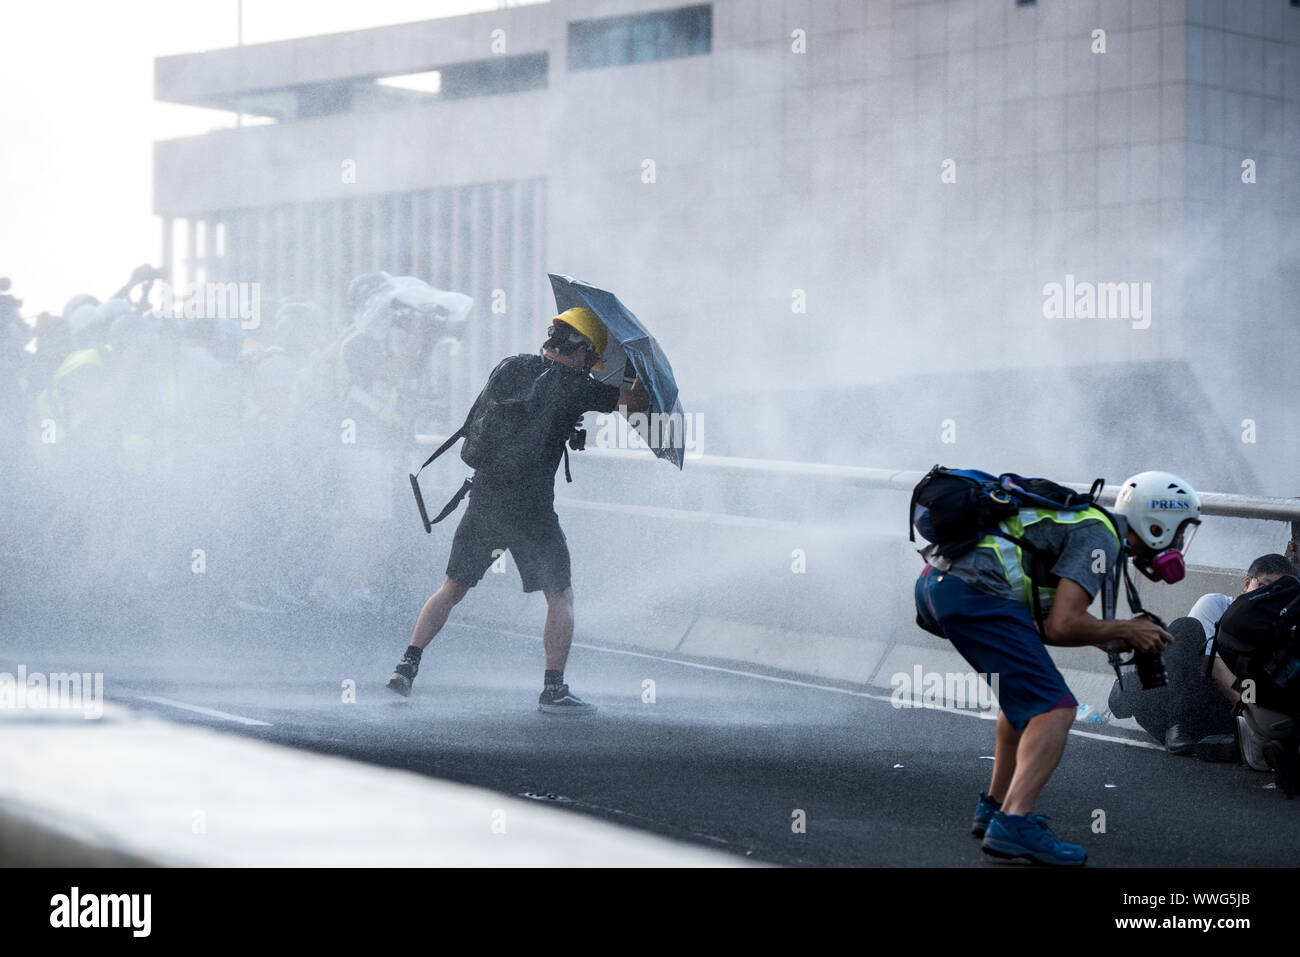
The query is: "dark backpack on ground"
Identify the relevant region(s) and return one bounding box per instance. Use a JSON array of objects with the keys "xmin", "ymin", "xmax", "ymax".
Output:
[
  {"xmin": 909, "ymin": 465, "xmax": 1107, "ymax": 629},
  {"xmin": 408, "ymin": 355, "xmax": 582, "ymax": 532},
  {"xmin": 1211, "ymin": 575, "xmax": 1300, "ymax": 715}
]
